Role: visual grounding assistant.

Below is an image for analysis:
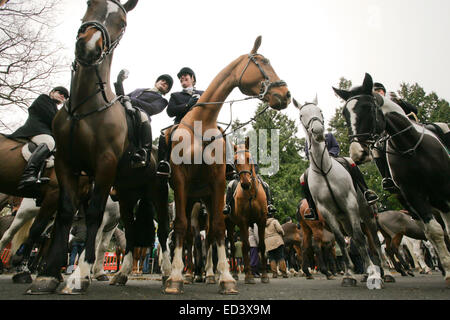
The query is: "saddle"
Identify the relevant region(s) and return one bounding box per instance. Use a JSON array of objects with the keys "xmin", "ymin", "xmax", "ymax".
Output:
[{"xmin": 424, "ymin": 122, "xmax": 450, "ymax": 152}]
